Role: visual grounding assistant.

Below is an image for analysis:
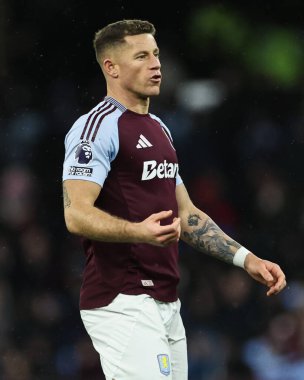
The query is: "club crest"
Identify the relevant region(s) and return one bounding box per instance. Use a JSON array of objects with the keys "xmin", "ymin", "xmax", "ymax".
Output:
[{"xmin": 157, "ymin": 354, "xmax": 170, "ymax": 376}]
